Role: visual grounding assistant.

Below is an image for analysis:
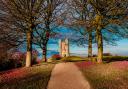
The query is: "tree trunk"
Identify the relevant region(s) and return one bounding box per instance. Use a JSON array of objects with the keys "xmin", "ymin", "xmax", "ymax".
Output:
[
  {"xmin": 96, "ymin": 26, "xmax": 103, "ymax": 63},
  {"xmin": 88, "ymin": 32, "xmax": 92, "ymax": 58},
  {"xmin": 26, "ymin": 31, "xmax": 32, "ymax": 67},
  {"xmin": 42, "ymin": 44, "xmax": 47, "ymax": 62}
]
